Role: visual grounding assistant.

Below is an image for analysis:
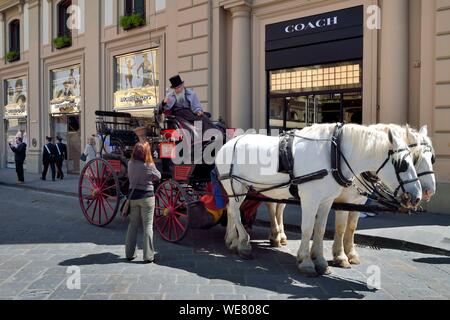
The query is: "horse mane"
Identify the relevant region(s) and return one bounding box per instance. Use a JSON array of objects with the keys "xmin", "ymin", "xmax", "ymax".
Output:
[
  {"xmin": 299, "ymin": 123, "xmax": 393, "ymax": 159},
  {"xmin": 341, "ymin": 124, "xmax": 393, "ymax": 158}
]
